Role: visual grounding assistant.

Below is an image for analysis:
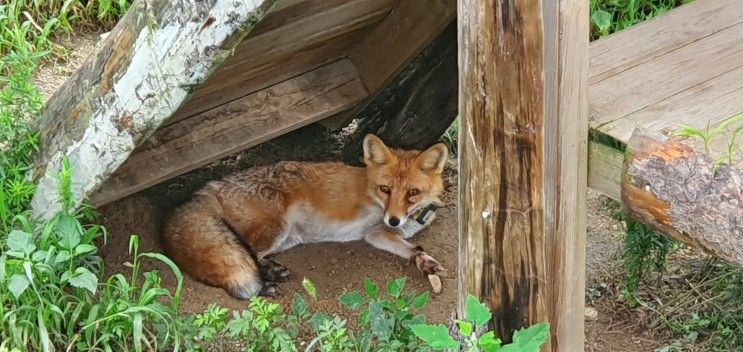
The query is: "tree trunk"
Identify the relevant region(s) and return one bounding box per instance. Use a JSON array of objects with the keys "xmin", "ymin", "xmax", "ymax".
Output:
[
  {"xmin": 29, "ymin": 0, "xmax": 276, "ymax": 220},
  {"xmin": 457, "ymin": 0, "xmax": 589, "ymax": 350},
  {"xmin": 622, "ymin": 130, "xmax": 743, "ymax": 267}
]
